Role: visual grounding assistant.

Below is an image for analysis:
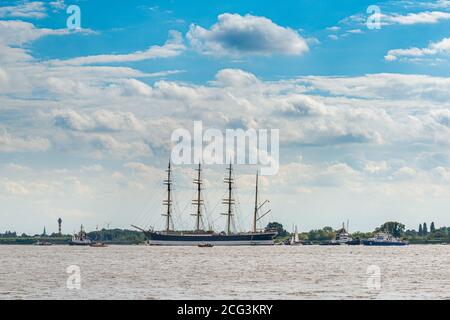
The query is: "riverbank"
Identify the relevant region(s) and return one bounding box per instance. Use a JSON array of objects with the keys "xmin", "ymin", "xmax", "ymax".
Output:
[
  {"xmin": 1, "ymin": 238, "xmax": 448, "ymax": 245},
  {"xmin": 0, "ymin": 237, "xmax": 143, "ymax": 245}
]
